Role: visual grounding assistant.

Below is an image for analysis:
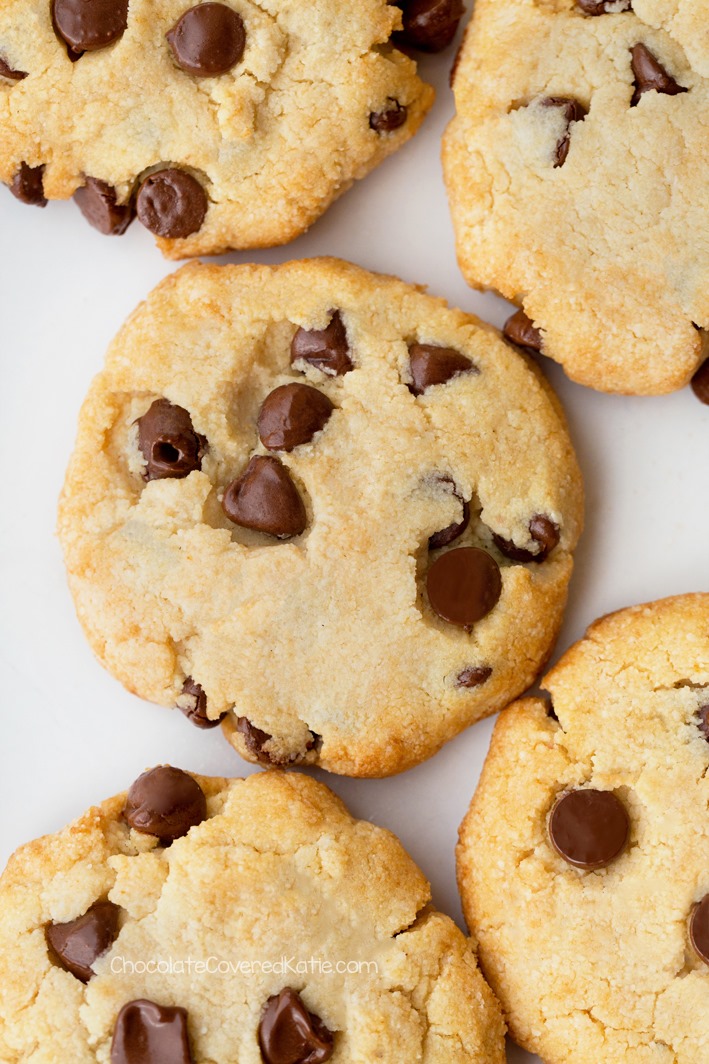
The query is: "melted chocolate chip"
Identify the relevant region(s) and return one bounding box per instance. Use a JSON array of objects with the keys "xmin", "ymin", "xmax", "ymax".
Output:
[
  {"xmin": 111, "ymin": 999, "xmax": 194, "ymax": 1064},
  {"xmin": 493, "ymin": 515, "xmax": 560, "ymax": 563},
  {"xmin": 408, "ymin": 344, "xmax": 476, "ymax": 395},
  {"xmin": 236, "ymin": 717, "xmax": 275, "ymax": 764},
  {"xmin": 259, "ymin": 988, "xmax": 334, "ymax": 1064},
  {"xmin": 167, "ymin": 3, "xmax": 245, "ymax": 76},
  {"xmin": 10, "ymin": 163, "xmax": 46, "ymax": 207},
  {"xmin": 291, "ymin": 312, "xmax": 352, "ymax": 377},
  {"xmin": 46, "ymin": 901, "xmax": 121, "ymax": 983},
  {"xmin": 137, "ymin": 399, "xmax": 204, "ymax": 481},
  {"xmin": 456, "ymin": 666, "xmax": 492, "ymax": 689},
  {"xmin": 179, "ymin": 678, "xmax": 225, "ymax": 729},
  {"xmin": 222, "ymin": 456, "xmax": 306, "ymax": 539},
  {"xmin": 52, "ymin": 0, "xmax": 129, "ymax": 55},
  {"xmin": 123, "ymin": 766, "xmax": 207, "ymax": 841},
  {"xmin": 691, "ymin": 359, "xmax": 709, "ymax": 405},
  {"xmin": 696, "ymin": 705, "xmax": 709, "ymax": 740},
  {"xmin": 631, "ymin": 43, "xmax": 687, "ymax": 106},
  {"xmin": 74, "ymin": 177, "xmax": 134, "ymax": 235},
  {"xmin": 236, "ymin": 718, "xmax": 316, "ymax": 765},
  {"xmin": 136, "ymin": 169, "xmax": 207, "ymax": 239},
  {"xmin": 397, "ymin": 0, "xmax": 464, "ymax": 52},
  {"xmin": 540, "ymin": 96, "xmax": 587, "ymax": 167},
  {"xmin": 0, "ymin": 54, "xmax": 28, "ymax": 79},
  {"xmin": 690, "ymin": 896, "xmax": 709, "ymax": 965},
  {"xmin": 428, "ymin": 477, "xmax": 470, "ymax": 550},
  {"xmin": 370, "ymin": 99, "xmax": 408, "ymax": 133},
  {"xmin": 577, "ymin": 0, "xmax": 631, "ymax": 12},
  {"xmin": 258, "ymin": 384, "xmax": 334, "ymax": 452},
  {"xmin": 549, "ymin": 789, "xmax": 629, "ymax": 869},
  {"xmin": 427, "ymin": 547, "xmax": 502, "ymax": 630},
  {"xmin": 503, "ymin": 309, "xmax": 543, "ymax": 352}
]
